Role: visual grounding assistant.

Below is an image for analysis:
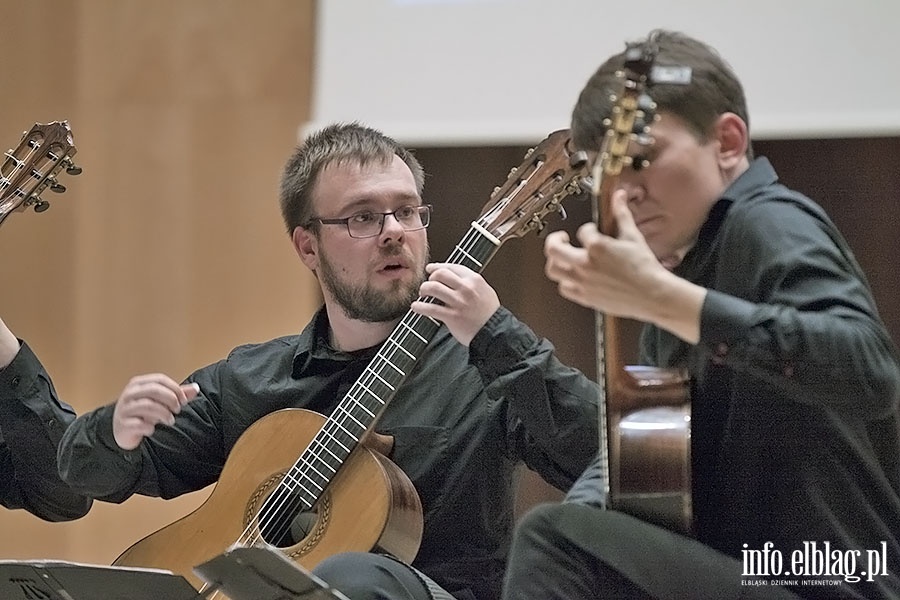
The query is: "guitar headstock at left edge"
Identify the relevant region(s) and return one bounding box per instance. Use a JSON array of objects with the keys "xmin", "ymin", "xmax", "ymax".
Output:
[{"xmin": 0, "ymin": 120, "xmax": 83, "ymax": 229}]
